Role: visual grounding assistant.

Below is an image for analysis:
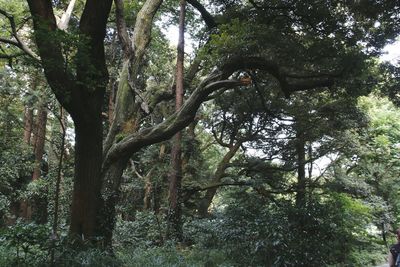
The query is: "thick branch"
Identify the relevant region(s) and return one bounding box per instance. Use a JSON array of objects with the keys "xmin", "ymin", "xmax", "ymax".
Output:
[
  {"xmin": 103, "ymin": 0, "xmax": 163, "ymax": 155},
  {"xmin": 222, "ymin": 56, "xmax": 336, "ymax": 96},
  {"xmin": 27, "ymin": 0, "xmax": 77, "ymax": 115},
  {"xmin": 188, "ymin": 181, "xmax": 250, "ymax": 193},
  {"xmin": 131, "ymin": 0, "xmax": 163, "ymax": 60},
  {"xmin": 114, "ymin": 0, "xmax": 133, "ymax": 58},
  {"xmin": 103, "ymin": 76, "xmax": 242, "ymax": 167},
  {"xmin": 186, "ymin": 0, "xmax": 217, "ymax": 30},
  {"xmin": 105, "ymin": 54, "xmax": 338, "ymax": 167}
]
